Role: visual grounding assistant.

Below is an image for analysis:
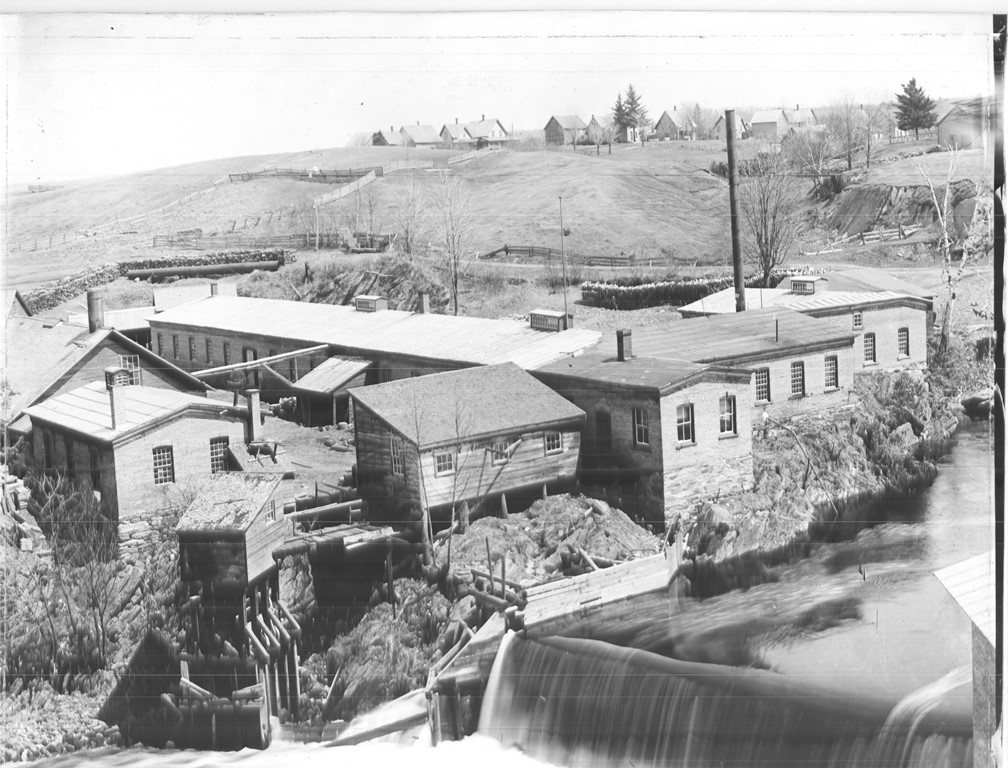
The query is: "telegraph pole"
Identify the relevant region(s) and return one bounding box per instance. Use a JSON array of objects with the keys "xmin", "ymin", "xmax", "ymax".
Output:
[
  {"xmin": 559, "ymin": 196, "xmax": 569, "ymax": 324},
  {"xmin": 725, "ymin": 109, "xmax": 746, "ymax": 312}
]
